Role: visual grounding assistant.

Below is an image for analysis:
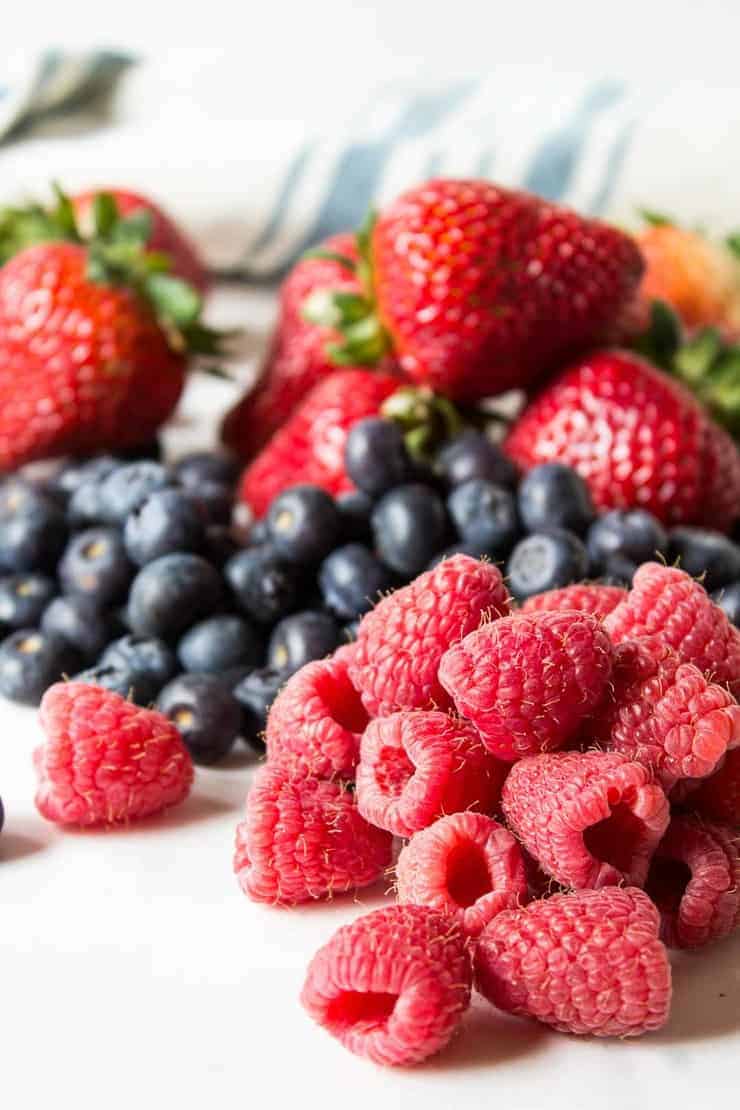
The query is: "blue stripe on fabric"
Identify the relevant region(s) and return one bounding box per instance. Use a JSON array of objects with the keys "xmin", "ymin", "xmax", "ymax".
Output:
[
  {"xmin": 589, "ymin": 119, "xmax": 637, "ymax": 214},
  {"xmin": 247, "ymin": 144, "xmax": 314, "ymax": 253}
]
